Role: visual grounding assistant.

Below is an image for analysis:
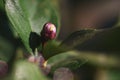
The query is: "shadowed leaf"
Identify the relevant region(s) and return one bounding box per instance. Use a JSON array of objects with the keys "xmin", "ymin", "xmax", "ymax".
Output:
[
  {"xmin": 61, "ymin": 29, "xmax": 97, "ymax": 49},
  {"xmin": 61, "ymin": 27, "xmax": 120, "ymax": 54},
  {"xmin": 0, "ymin": 36, "xmax": 14, "ymax": 62},
  {"xmin": 29, "ymin": 32, "xmax": 41, "ymax": 52},
  {"xmin": 47, "ymin": 51, "xmax": 120, "ymax": 74},
  {"xmin": 74, "ymin": 27, "xmax": 120, "ymax": 54}
]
